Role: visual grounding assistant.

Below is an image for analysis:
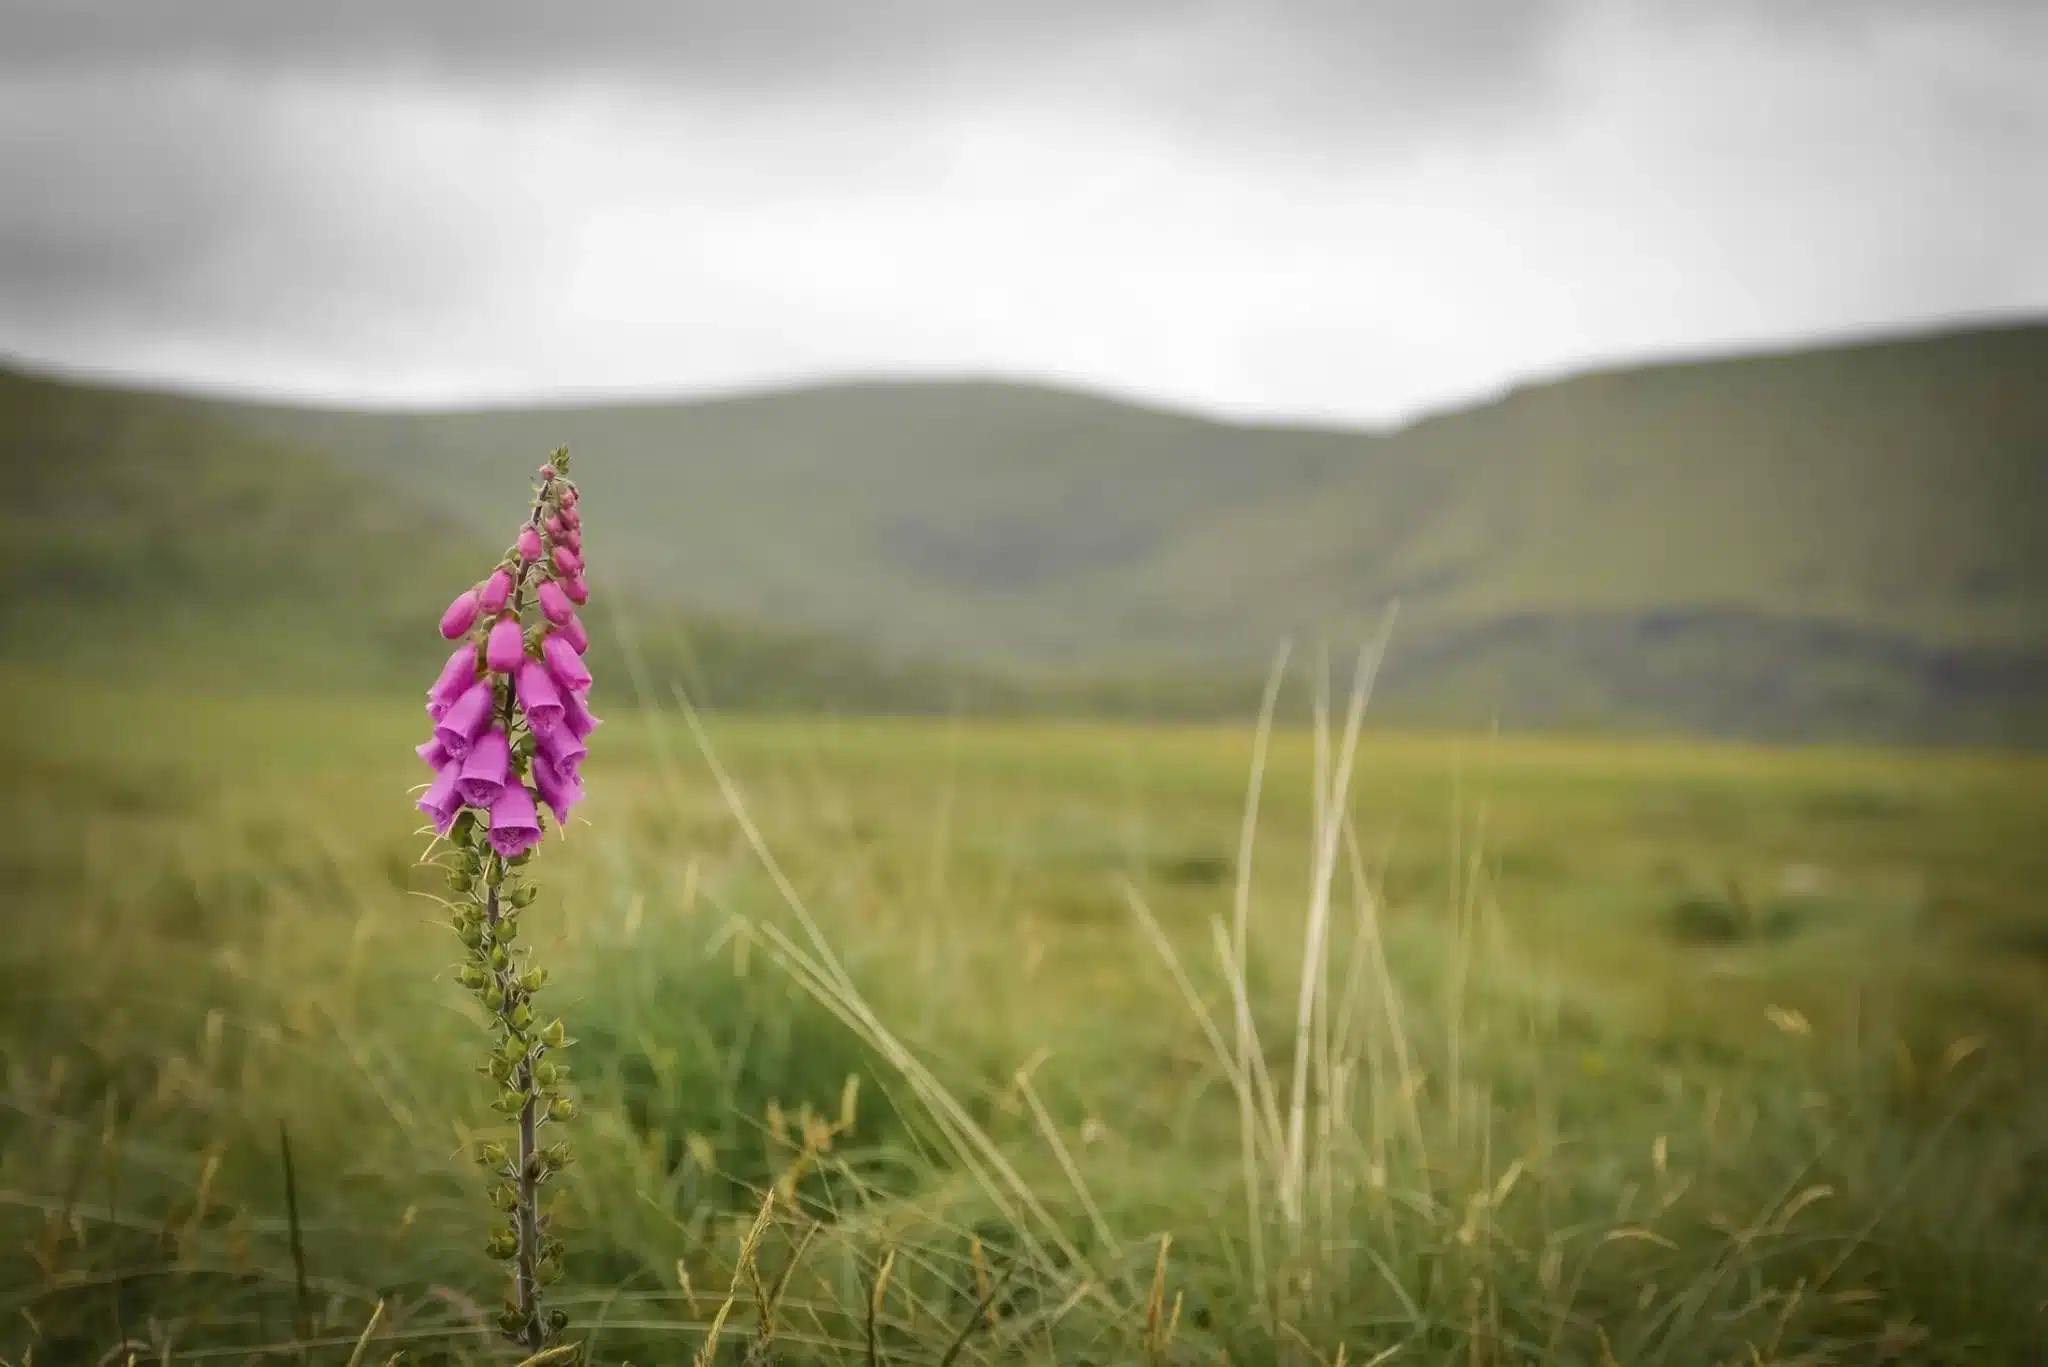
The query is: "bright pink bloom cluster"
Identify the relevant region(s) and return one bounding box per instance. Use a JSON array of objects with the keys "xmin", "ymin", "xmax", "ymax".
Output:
[{"xmin": 418, "ymin": 458, "xmax": 598, "ymax": 855}]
